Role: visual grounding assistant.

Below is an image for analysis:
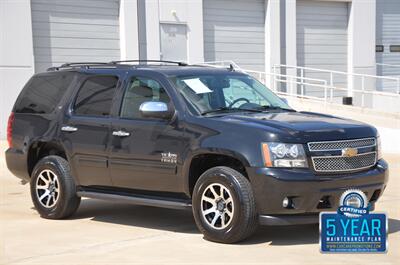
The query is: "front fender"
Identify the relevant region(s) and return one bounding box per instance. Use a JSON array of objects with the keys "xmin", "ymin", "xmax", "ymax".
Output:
[{"xmin": 181, "ymin": 147, "xmax": 253, "ymax": 196}]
